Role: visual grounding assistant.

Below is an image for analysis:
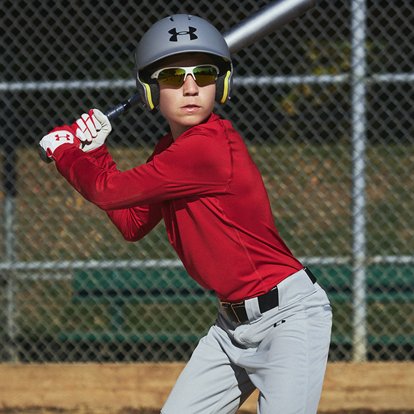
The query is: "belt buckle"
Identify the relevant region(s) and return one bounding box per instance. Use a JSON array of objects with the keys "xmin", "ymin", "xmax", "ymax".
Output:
[{"xmin": 221, "ymin": 300, "xmax": 245, "ymax": 323}]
